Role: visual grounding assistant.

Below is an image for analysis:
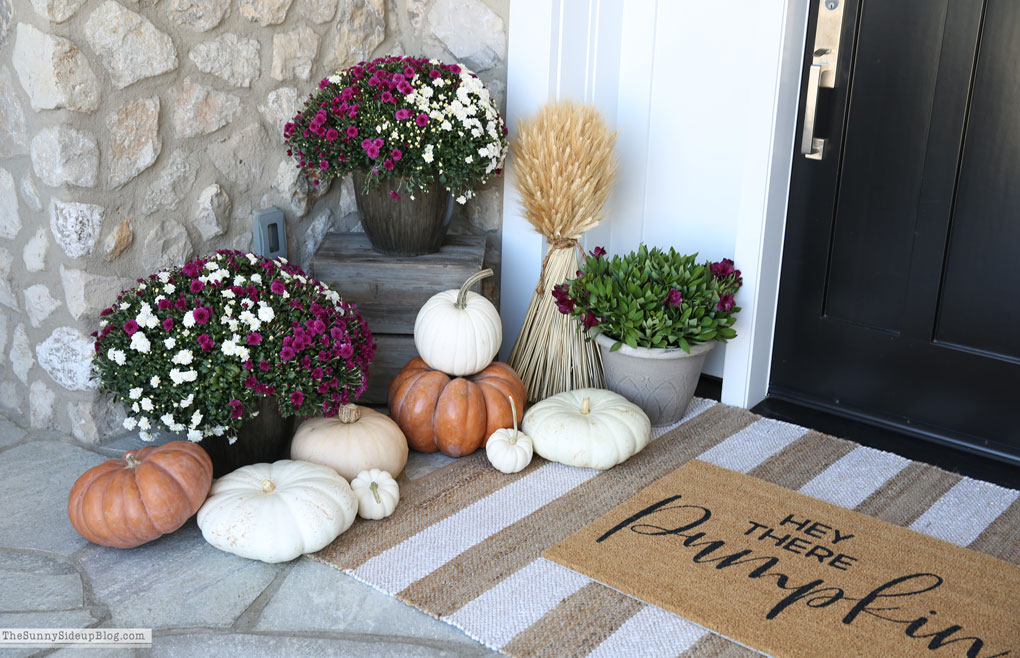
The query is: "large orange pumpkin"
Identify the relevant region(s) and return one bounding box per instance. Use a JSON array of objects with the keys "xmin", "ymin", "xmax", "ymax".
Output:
[
  {"xmin": 67, "ymin": 441, "xmax": 213, "ymax": 549},
  {"xmin": 388, "ymin": 357, "xmax": 527, "ymax": 457}
]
